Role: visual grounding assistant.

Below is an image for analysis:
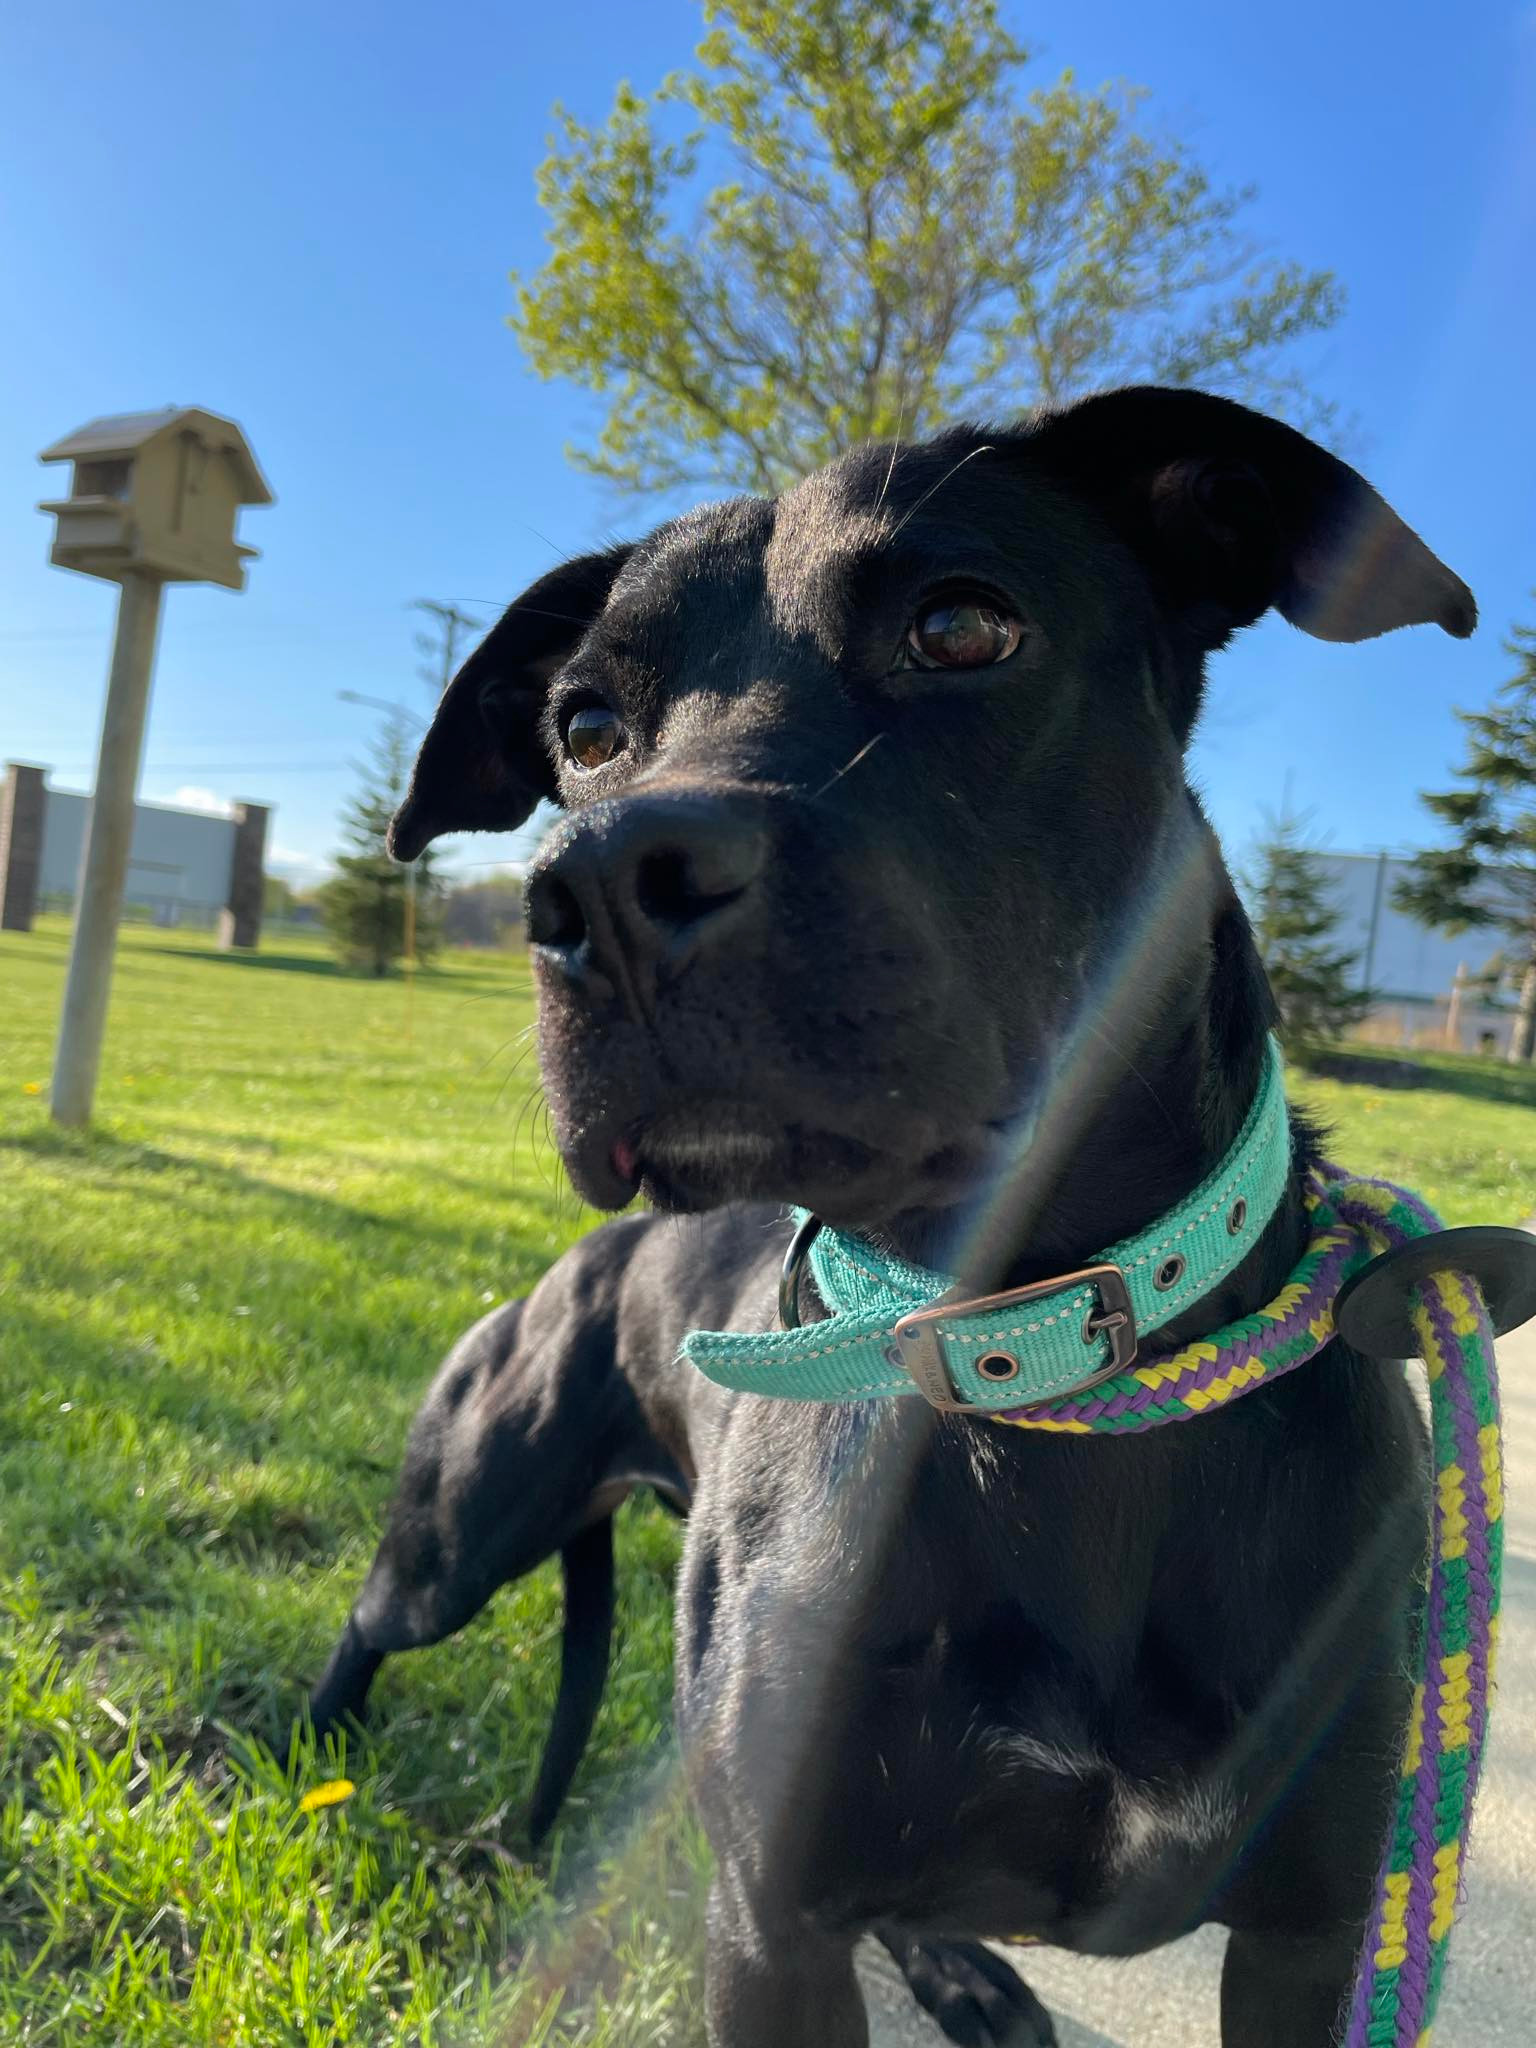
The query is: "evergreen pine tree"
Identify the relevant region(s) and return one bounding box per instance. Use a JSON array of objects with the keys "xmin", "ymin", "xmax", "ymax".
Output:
[
  {"xmin": 1394, "ymin": 609, "xmax": 1536, "ymax": 1061},
  {"xmin": 320, "ymin": 718, "xmax": 442, "ymax": 976},
  {"xmin": 1247, "ymin": 809, "xmax": 1371, "ymax": 1045}
]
